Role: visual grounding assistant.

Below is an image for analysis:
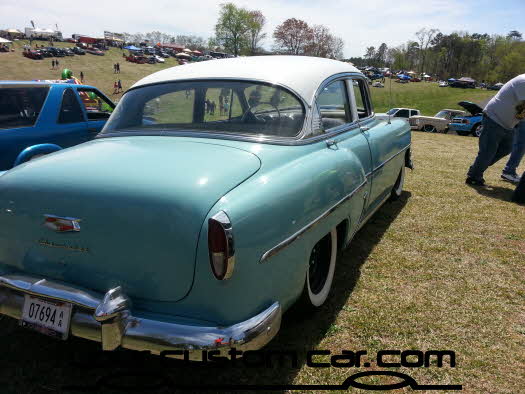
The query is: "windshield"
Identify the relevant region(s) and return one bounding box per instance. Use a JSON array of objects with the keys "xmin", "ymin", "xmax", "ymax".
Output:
[
  {"xmin": 387, "ymin": 108, "xmax": 399, "ymax": 115},
  {"xmin": 434, "ymin": 111, "xmax": 450, "ymax": 119},
  {"xmin": 101, "ymin": 80, "xmax": 305, "ymax": 138}
]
